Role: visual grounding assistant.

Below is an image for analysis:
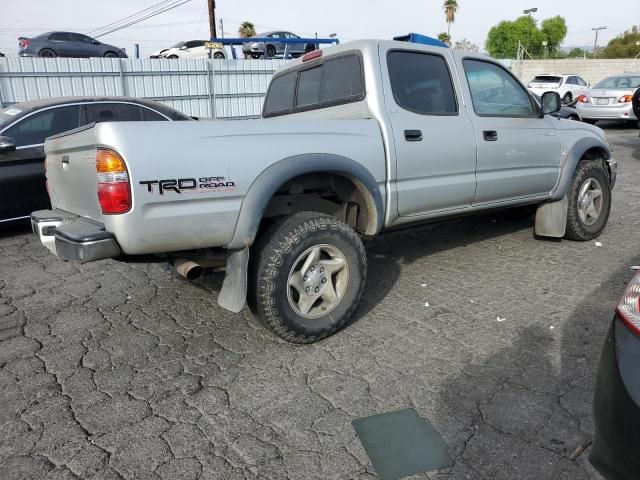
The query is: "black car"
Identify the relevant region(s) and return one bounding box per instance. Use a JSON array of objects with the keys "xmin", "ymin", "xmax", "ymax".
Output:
[
  {"xmin": 633, "ymin": 88, "xmax": 640, "ymax": 132},
  {"xmin": 532, "ymin": 93, "xmax": 581, "ymax": 121},
  {"xmin": 18, "ymin": 32, "xmax": 127, "ymax": 58},
  {"xmin": 590, "ymin": 272, "xmax": 640, "ymax": 480},
  {"xmin": 0, "ymin": 97, "xmax": 192, "ymax": 223}
]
